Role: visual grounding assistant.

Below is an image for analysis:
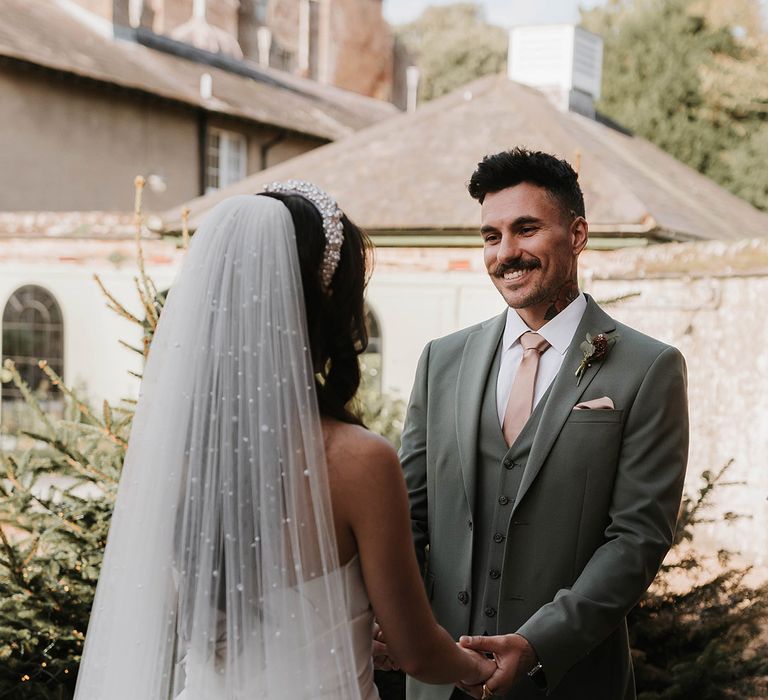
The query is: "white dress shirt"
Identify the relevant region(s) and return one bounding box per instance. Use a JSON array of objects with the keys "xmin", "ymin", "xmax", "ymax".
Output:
[{"xmin": 496, "ymin": 293, "xmax": 588, "ymax": 426}]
